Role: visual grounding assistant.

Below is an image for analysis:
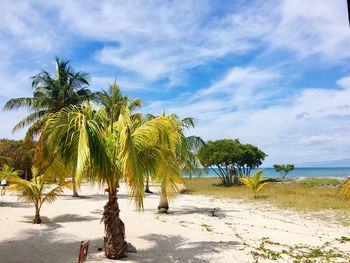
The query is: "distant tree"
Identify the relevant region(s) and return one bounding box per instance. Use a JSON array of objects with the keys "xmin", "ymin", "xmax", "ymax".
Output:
[
  {"xmin": 0, "ymin": 139, "xmax": 35, "ymax": 180},
  {"xmin": 197, "ymin": 139, "xmax": 267, "ymax": 186},
  {"xmin": 241, "ymin": 169, "xmax": 269, "ymax": 198},
  {"xmin": 273, "ymin": 164, "xmax": 295, "ymax": 179}
]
